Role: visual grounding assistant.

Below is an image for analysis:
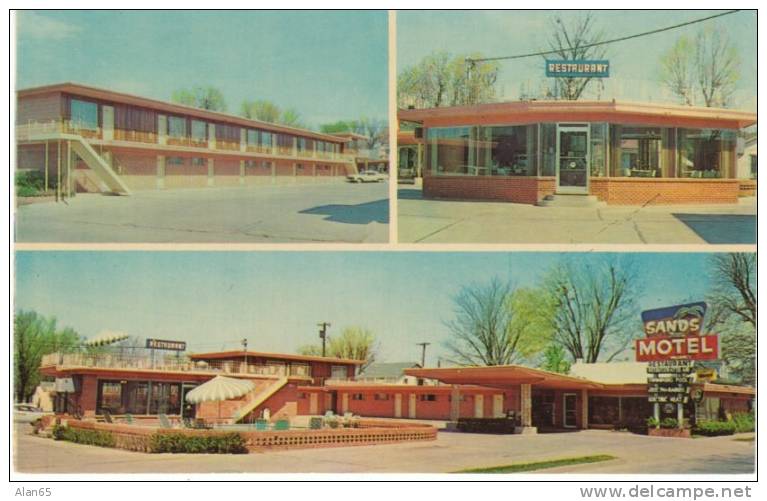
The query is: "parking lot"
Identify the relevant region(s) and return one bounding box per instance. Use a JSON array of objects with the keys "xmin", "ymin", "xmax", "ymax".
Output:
[
  {"xmin": 14, "ymin": 426, "xmax": 754, "ymax": 475},
  {"xmin": 398, "ymin": 187, "xmax": 757, "ymax": 245},
  {"xmin": 16, "ymin": 181, "xmax": 389, "ymax": 243}
]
